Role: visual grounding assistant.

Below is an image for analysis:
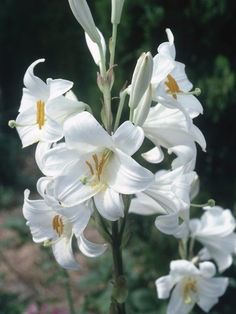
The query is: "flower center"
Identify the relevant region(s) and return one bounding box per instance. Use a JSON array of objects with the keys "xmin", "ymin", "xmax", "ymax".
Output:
[
  {"xmin": 165, "ymin": 74, "xmax": 181, "ymax": 99},
  {"xmin": 182, "ymin": 278, "xmax": 197, "ymax": 304},
  {"xmin": 52, "ymin": 215, "xmax": 64, "ymax": 237},
  {"xmin": 36, "ymin": 100, "xmax": 45, "ymax": 129},
  {"xmin": 82, "ymin": 150, "xmax": 112, "ymax": 188}
]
